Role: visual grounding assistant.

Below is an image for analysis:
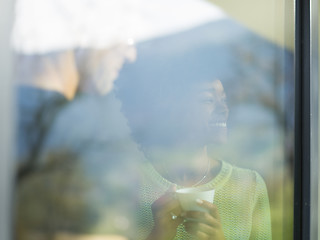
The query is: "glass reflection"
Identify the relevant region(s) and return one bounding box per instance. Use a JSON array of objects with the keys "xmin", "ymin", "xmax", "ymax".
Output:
[
  {"xmin": 13, "ymin": 1, "xmax": 140, "ymax": 239},
  {"xmin": 118, "ymin": 62, "xmax": 271, "ymax": 239},
  {"xmin": 12, "ymin": 0, "xmax": 294, "ymax": 240}
]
